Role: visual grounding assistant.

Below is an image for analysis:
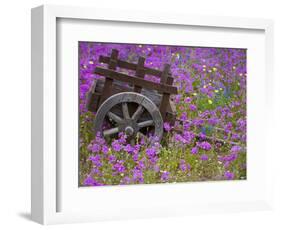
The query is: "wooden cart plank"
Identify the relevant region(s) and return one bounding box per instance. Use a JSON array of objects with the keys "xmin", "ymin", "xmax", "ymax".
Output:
[
  {"xmin": 160, "ymin": 64, "xmax": 170, "ymax": 84},
  {"xmin": 134, "ymin": 57, "xmax": 145, "ymax": 93},
  {"xmin": 94, "ymin": 67, "xmax": 177, "ymax": 94},
  {"xmin": 159, "ymin": 69, "xmax": 174, "ymax": 119},
  {"xmin": 99, "ymin": 54, "xmax": 174, "ymax": 82},
  {"xmin": 87, "ymin": 92, "xmax": 101, "ymax": 112},
  {"xmin": 99, "ymin": 49, "xmax": 118, "ymax": 105}
]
